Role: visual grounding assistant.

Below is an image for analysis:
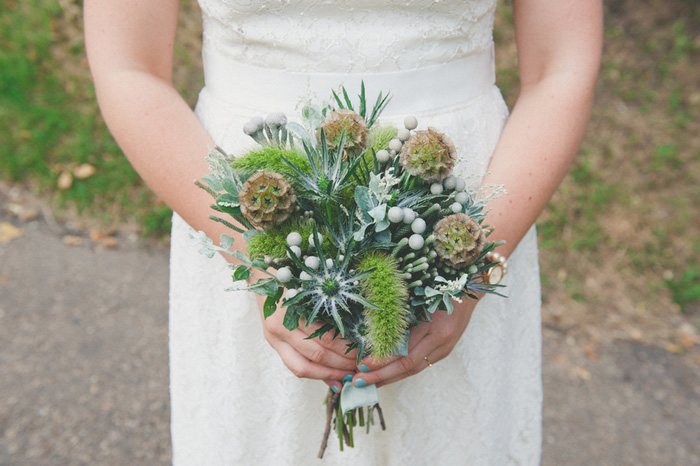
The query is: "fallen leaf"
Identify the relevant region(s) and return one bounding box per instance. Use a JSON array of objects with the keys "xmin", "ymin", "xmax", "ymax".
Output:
[
  {"xmin": 583, "ymin": 344, "xmax": 599, "ymax": 361},
  {"xmin": 665, "ymin": 343, "xmax": 684, "ymax": 355},
  {"xmin": 628, "ymin": 328, "xmax": 644, "ymax": 341},
  {"xmin": 73, "ymin": 163, "xmax": 96, "ymax": 179},
  {"xmin": 680, "ymin": 334, "xmax": 698, "ymax": 350},
  {"xmin": 58, "ymin": 171, "xmax": 73, "ymax": 190},
  {"xmin": 100, "ymin": 237, "xmax": 119, "ymax": 249},
  {"xmin": 572, "ymin": 367, "xmax": 591, "ymax": 381},
  {"xmin": 62, "ymin": 235, "xmax": 84, "ymax": 246},
  {"xmin": 90, "ymin": 230, "xmax": 105, "ymax": 242},
  {"xmin": 5, "ymin": 203, "xmax": 39, "ymax": 222},
  {"xmin": 0, "ymin": 223, "xmax": 23, "ymax": 243}
]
